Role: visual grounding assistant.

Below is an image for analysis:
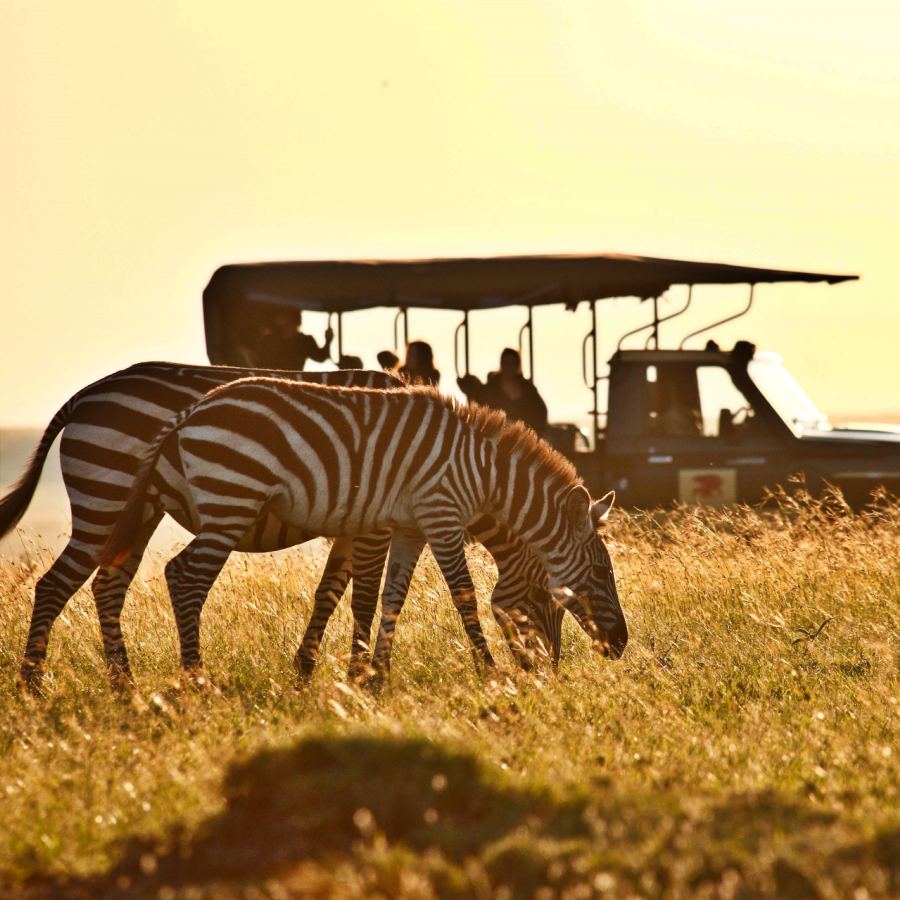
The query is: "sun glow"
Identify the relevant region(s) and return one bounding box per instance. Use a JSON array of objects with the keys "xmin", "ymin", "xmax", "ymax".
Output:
[{"xmin": 1, "ymin": 1, "xmax": 897, "ymax": 425}]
